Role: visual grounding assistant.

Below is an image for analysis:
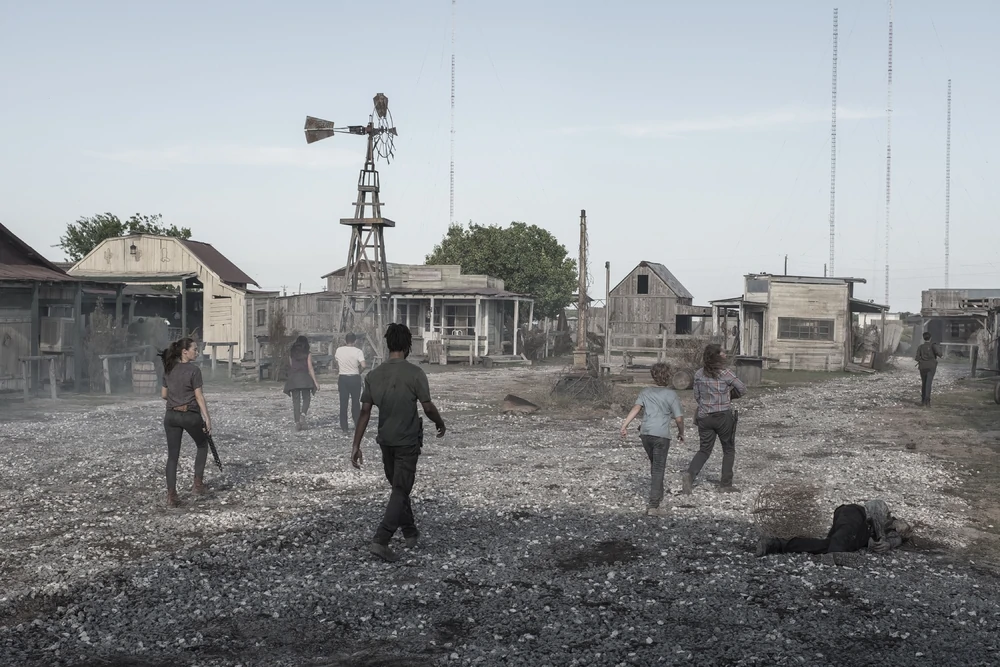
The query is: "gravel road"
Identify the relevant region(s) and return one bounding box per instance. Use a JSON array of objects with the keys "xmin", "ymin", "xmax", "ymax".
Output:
[{"xmin": 1, "ymin": 363, "xmax": 998, "ymax": 666}]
